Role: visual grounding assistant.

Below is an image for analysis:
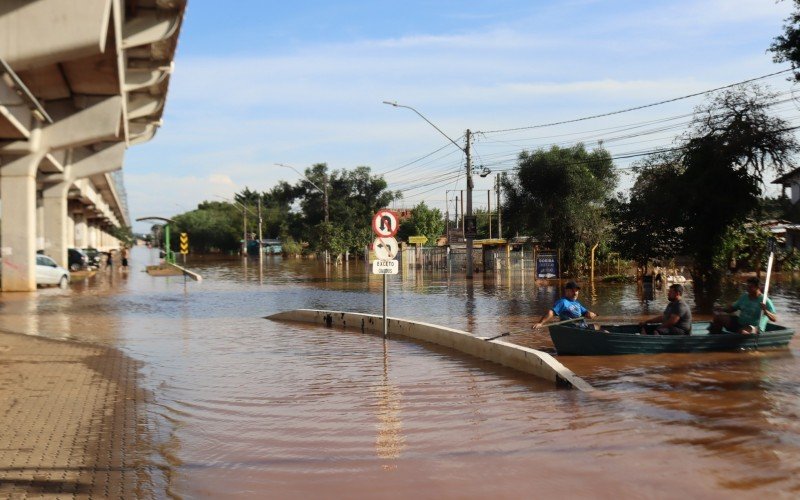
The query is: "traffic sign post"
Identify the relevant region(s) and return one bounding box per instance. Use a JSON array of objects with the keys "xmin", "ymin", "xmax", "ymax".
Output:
[
  {"xmin": 372, "ymin": 209, "xmax": 399, "ymax": 238},
  {"xmin": 372, "ymin": 260, "xmax": 398, "ymax": 274},
  {"xmin": 373, "ymin": 236, "xmax": 398, "ymax": 260},
  {"xmin": 372, "ymin": 210, "xmax": 401, "ymax": 338},
  {"xmin": 179, "ymin": 232, "xmax": 189, "ymax": 264}
]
